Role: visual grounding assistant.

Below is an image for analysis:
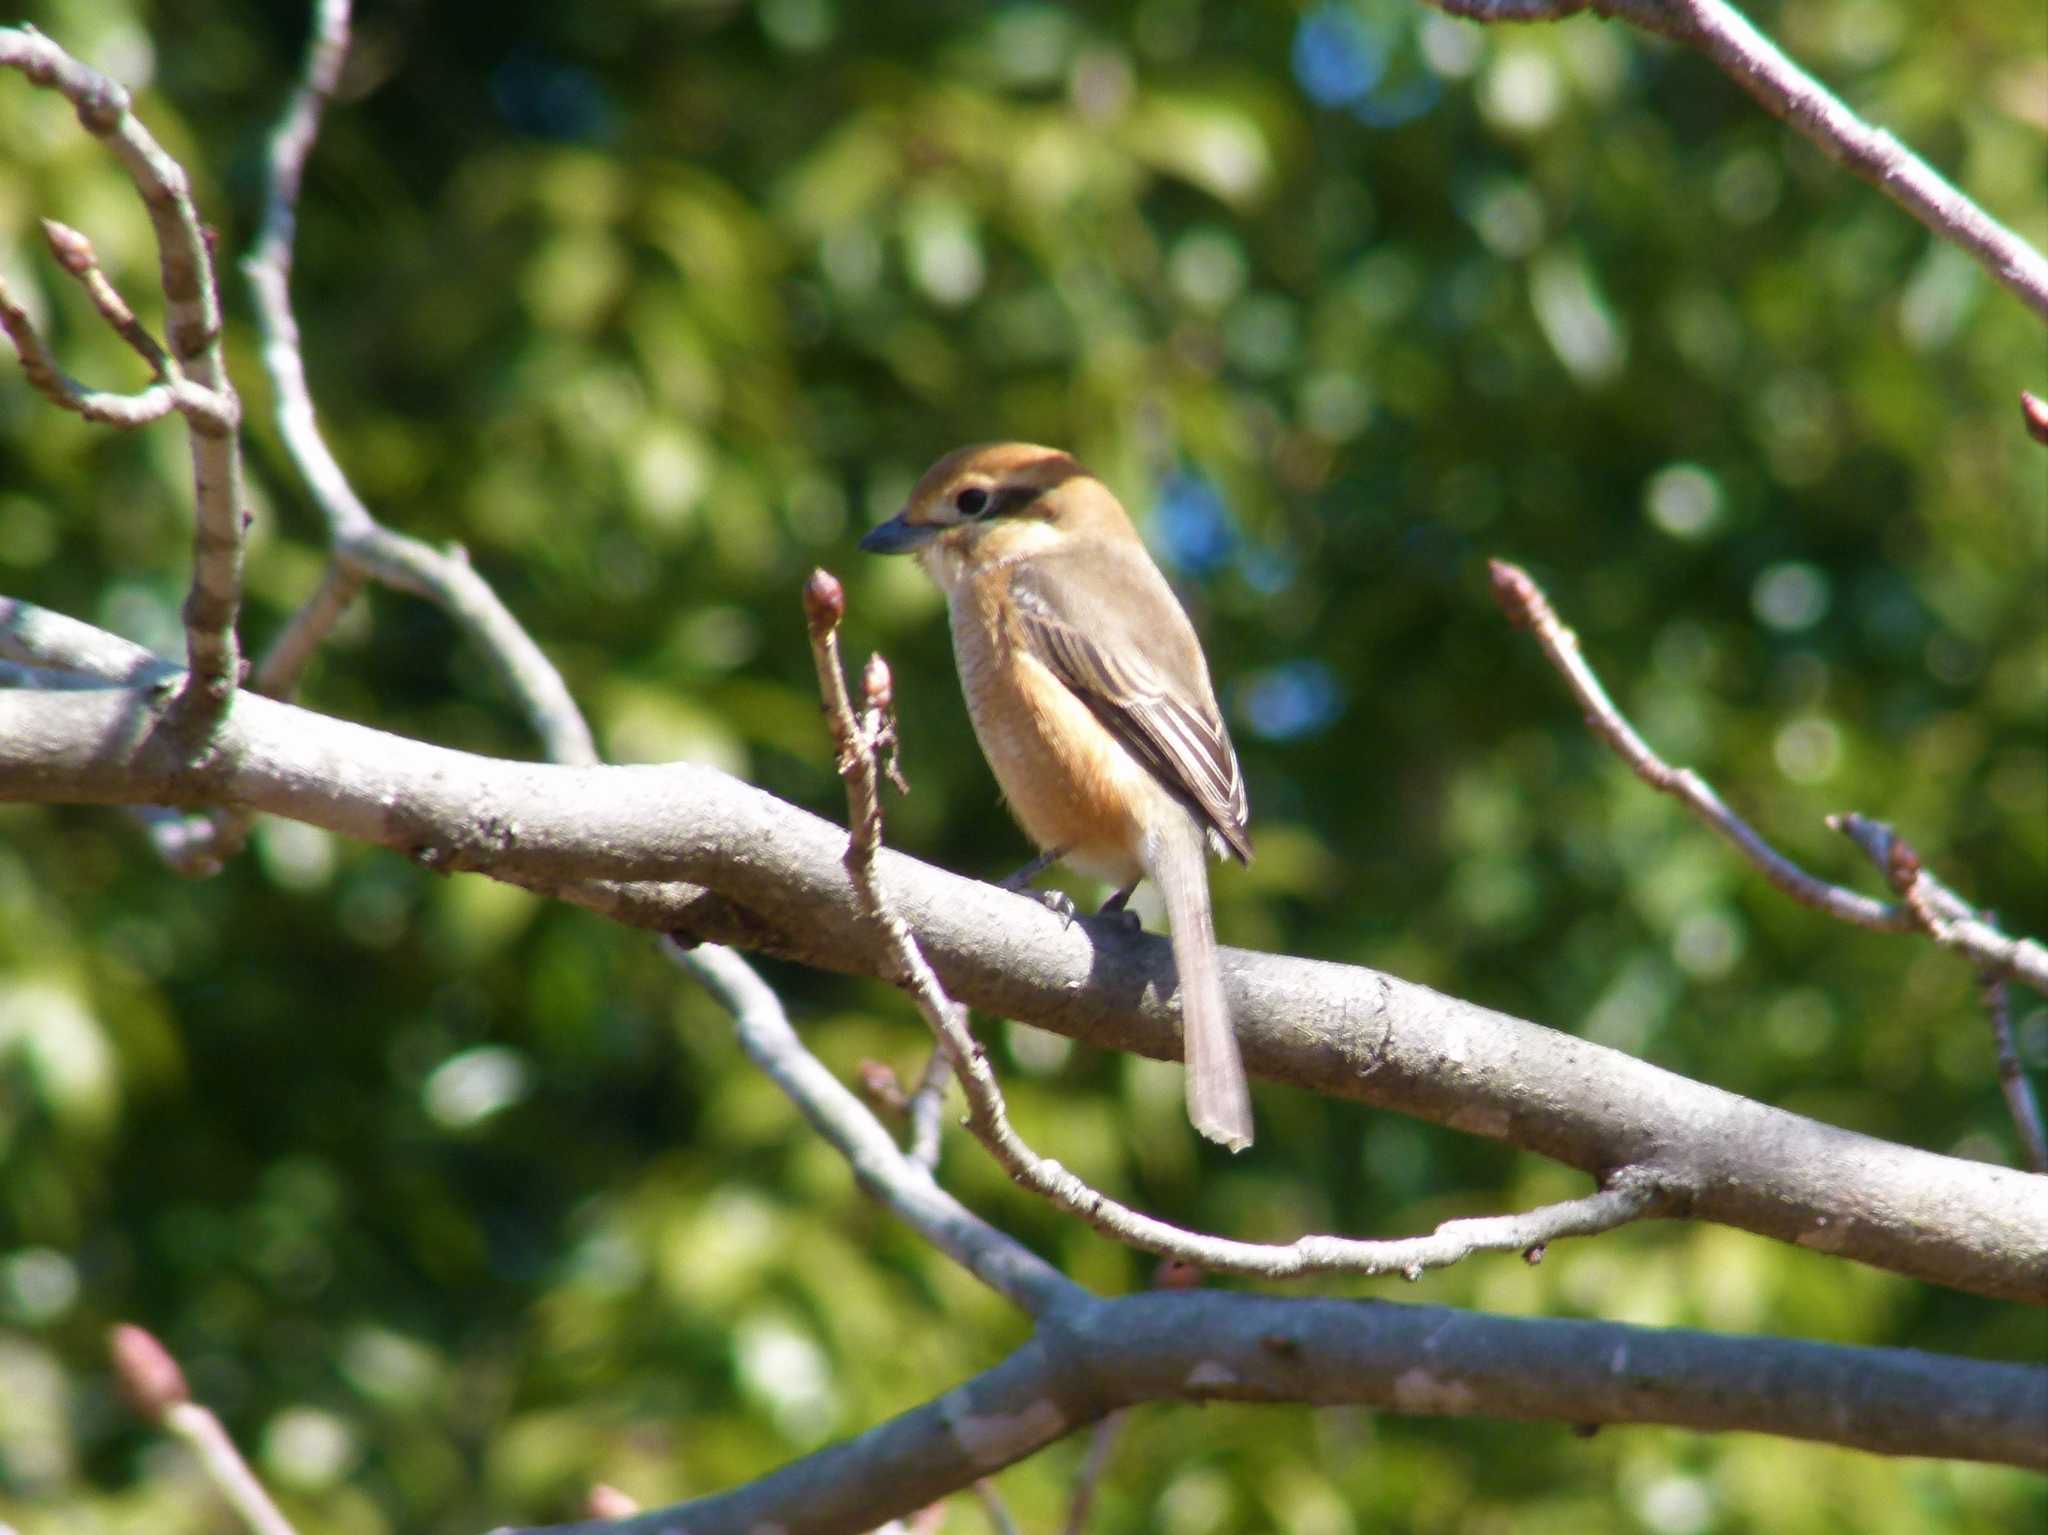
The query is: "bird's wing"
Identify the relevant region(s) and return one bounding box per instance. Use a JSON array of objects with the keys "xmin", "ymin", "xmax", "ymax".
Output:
[{"xmin": 1009, "ymin": 551, "xmax": 1252, "ymax": 862}]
